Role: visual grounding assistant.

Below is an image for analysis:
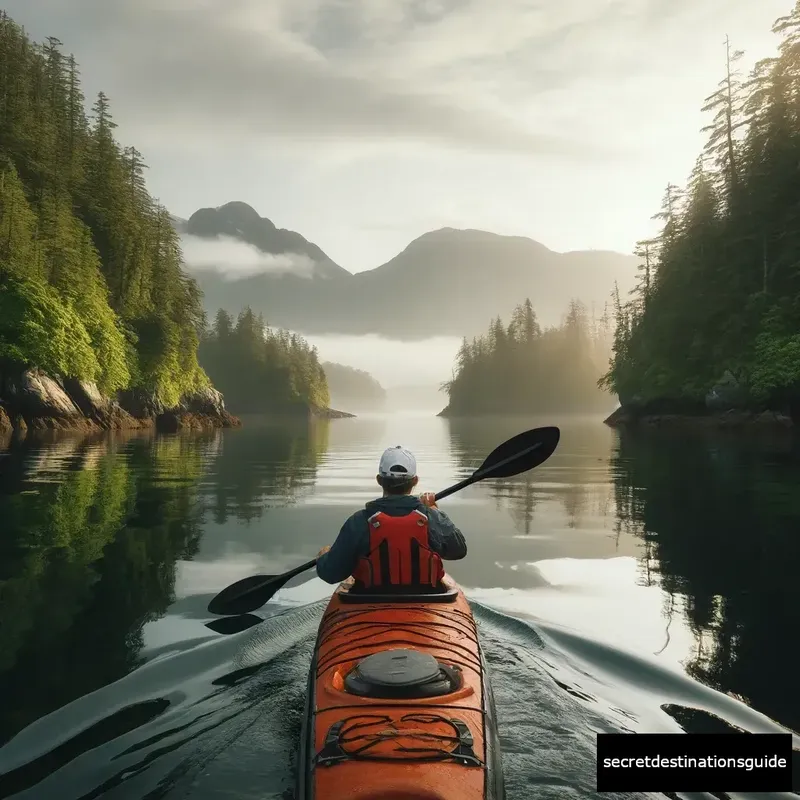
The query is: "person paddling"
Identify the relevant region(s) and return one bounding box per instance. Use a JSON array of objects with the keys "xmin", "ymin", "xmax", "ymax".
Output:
[{"xmin": 316, "ymin": 446, "xmax": 467, "ymax": 592}]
